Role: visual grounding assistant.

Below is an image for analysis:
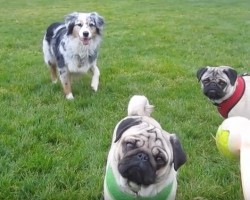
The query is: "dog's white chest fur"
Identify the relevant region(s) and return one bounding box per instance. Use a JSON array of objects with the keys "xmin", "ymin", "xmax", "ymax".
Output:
[{"xmin": 62, "ymin": 37, "xmax": 93, "ymax": 73}]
